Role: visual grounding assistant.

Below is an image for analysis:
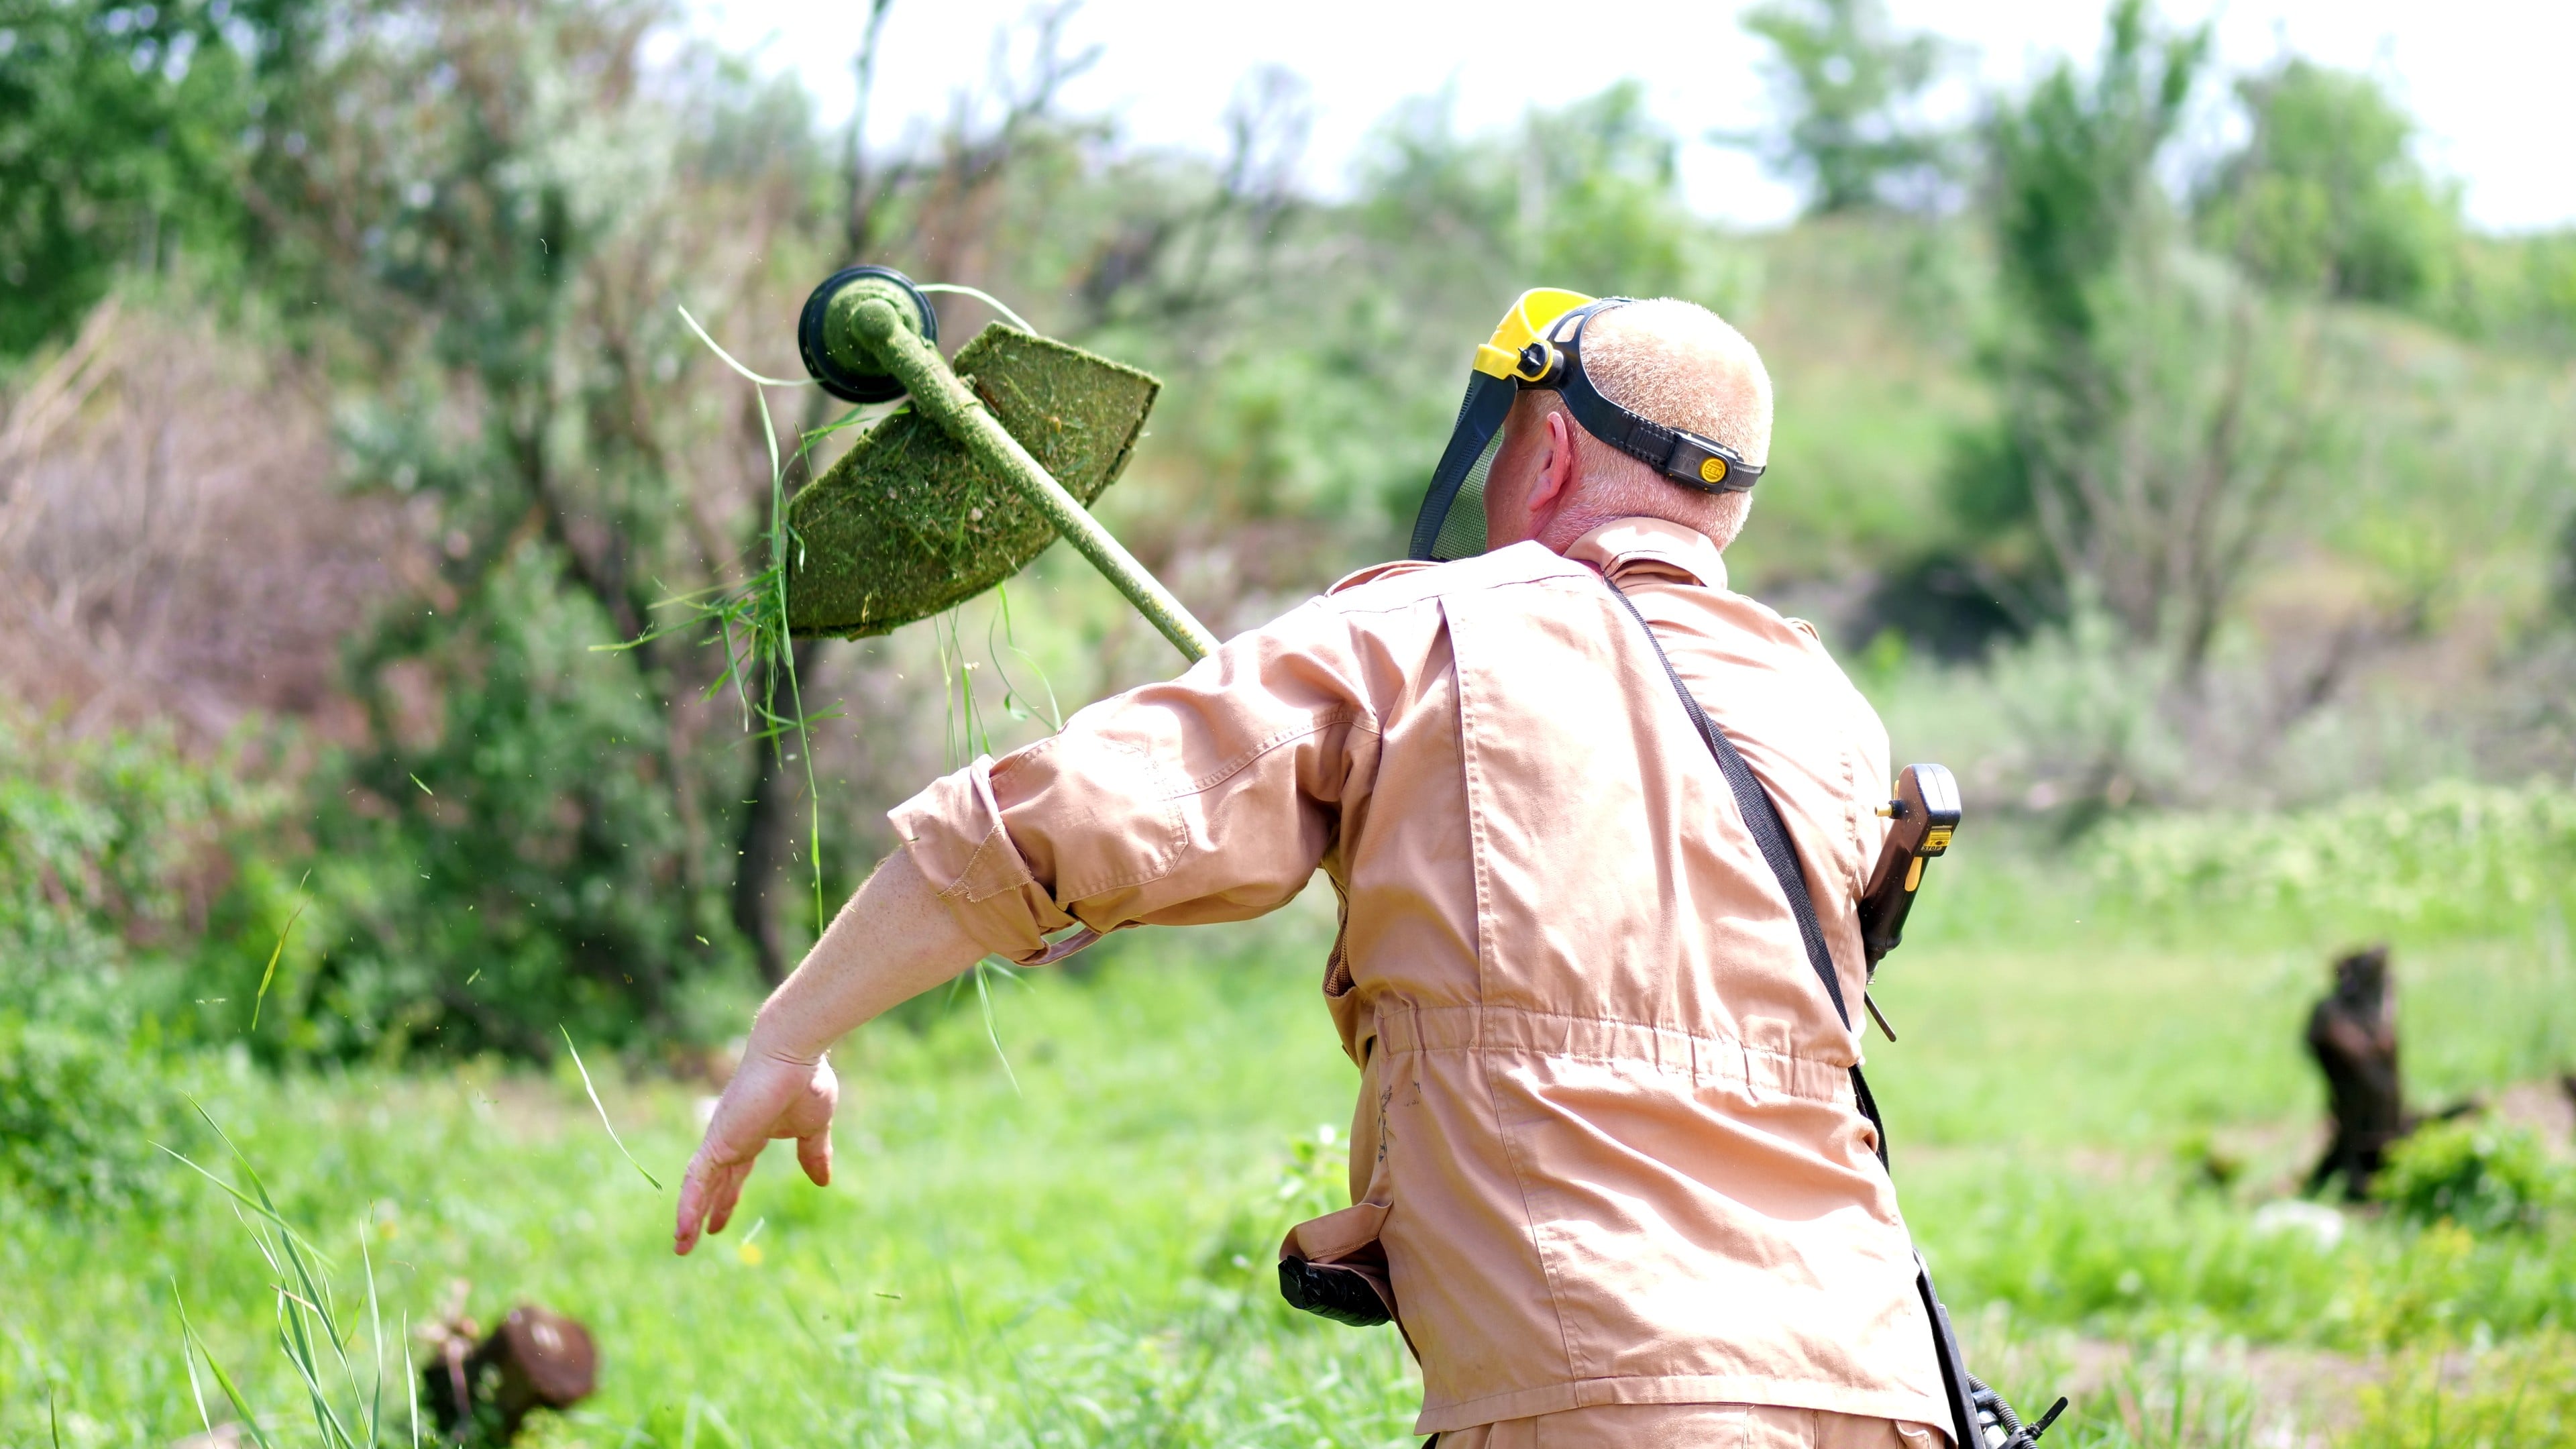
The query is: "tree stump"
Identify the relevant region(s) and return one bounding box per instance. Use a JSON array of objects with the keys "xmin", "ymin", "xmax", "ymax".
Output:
[
  {"xmin": 2304, "ymin": 944, "xmax": 2407, "ymax": 1200},
  {"xmin": 422, "ymin": 1302, "xmax": 596, "ymax": 1444}
]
